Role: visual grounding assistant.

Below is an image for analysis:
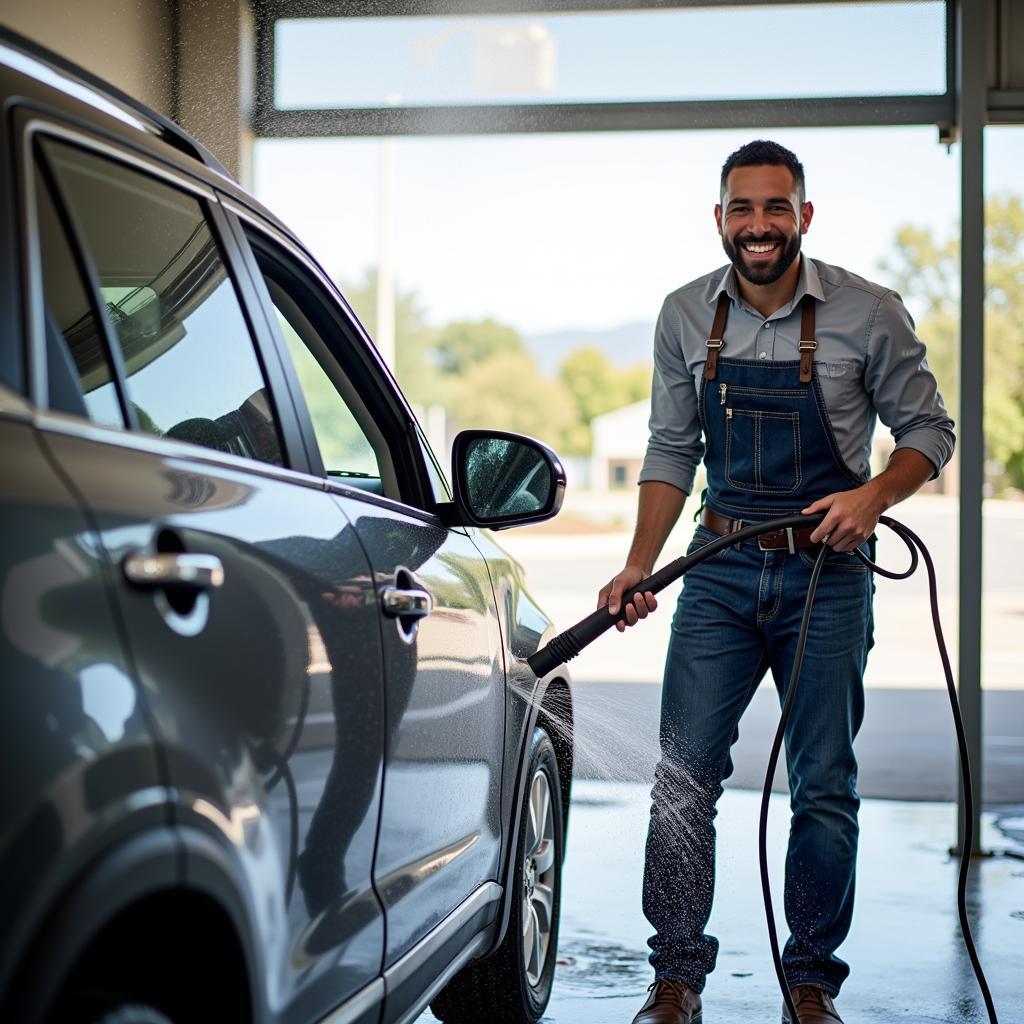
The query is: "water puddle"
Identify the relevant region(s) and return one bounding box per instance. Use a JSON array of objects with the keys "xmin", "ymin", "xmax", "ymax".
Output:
[{"xmin": 553, "ymin": 932, "xmax": 650, "ymax": 997}]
